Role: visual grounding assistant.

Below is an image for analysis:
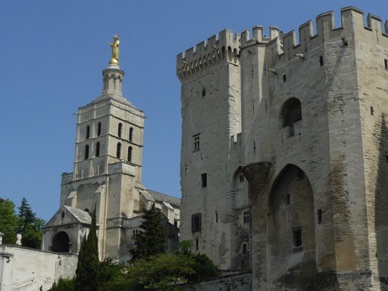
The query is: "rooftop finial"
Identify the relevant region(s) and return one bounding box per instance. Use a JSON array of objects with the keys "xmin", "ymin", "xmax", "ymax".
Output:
[{"xmin": 109, "ymin": 35, "xmax": 120, "ymax": 66}]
